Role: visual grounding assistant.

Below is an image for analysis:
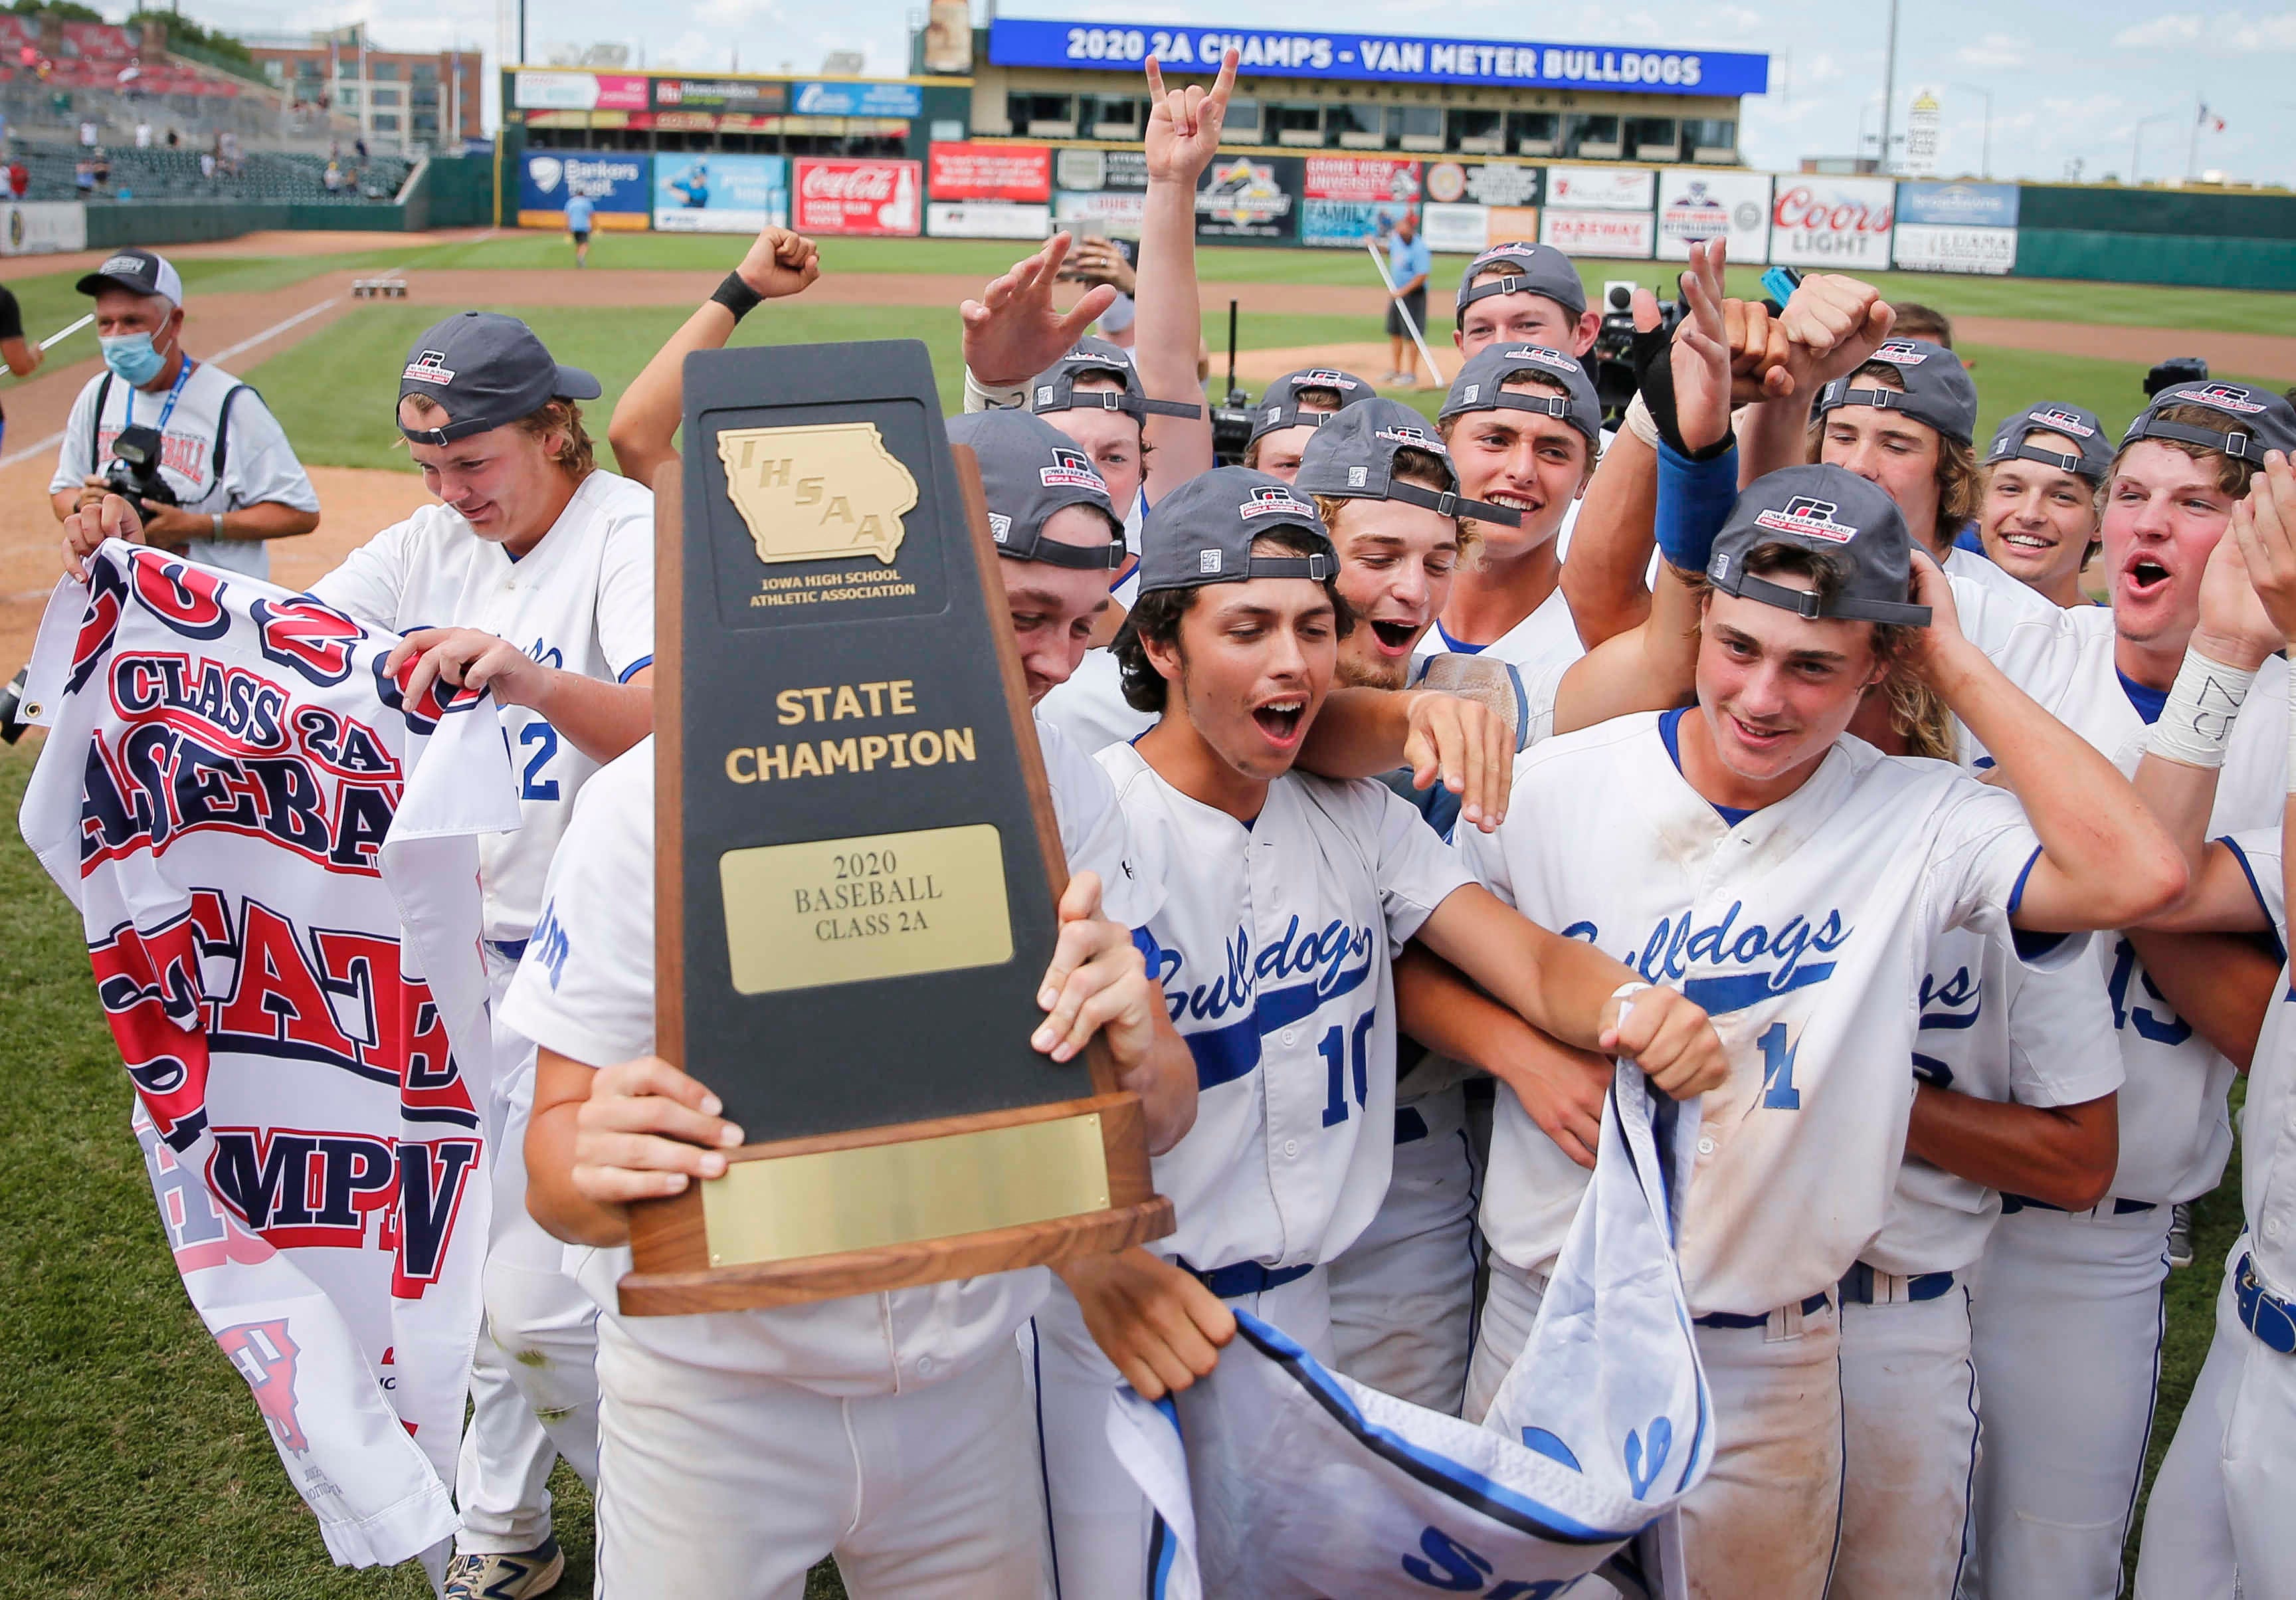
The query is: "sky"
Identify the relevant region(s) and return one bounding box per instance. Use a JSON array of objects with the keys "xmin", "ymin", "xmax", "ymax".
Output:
[{"xmin": 165, "ymin": 0, "xmax": 2296, "ymax": 188}]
